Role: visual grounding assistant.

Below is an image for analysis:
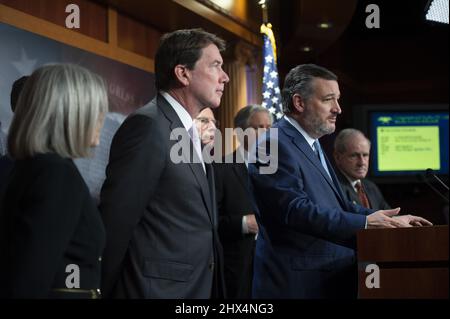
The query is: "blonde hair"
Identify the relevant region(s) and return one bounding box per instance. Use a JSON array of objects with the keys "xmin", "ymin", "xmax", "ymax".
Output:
[{"xmin": 8, "ymin": 64, "xmax": 108, "ymax": 159}]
